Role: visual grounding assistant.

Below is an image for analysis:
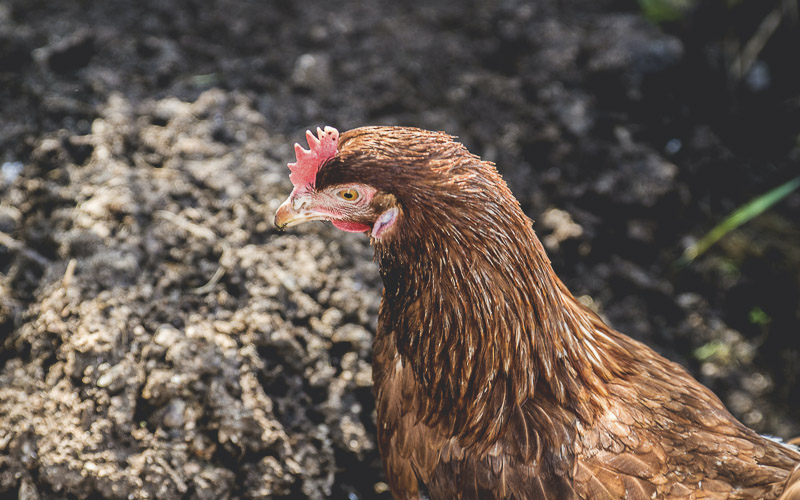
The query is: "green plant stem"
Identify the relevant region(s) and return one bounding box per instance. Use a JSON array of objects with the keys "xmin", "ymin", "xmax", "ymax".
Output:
[{"xmin": 680, "ymin": 175, "xmax": 800, "ymax": 265}]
